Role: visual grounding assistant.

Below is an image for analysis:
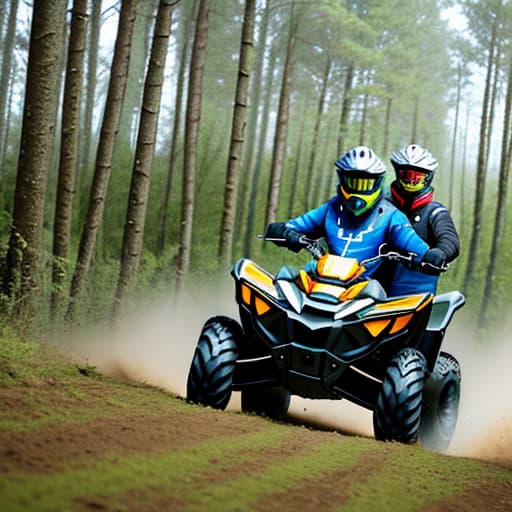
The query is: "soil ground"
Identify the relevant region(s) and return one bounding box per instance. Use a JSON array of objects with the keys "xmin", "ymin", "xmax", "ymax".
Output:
[{"xmin": 1, "ymin": 365, "xmax": 511, "ymax": 512}]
